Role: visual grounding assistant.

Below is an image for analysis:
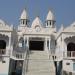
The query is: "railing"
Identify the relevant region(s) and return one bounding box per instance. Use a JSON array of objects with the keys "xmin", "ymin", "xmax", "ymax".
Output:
[
  {"xmin": 63, "ymin": 51, "xmax": 75, "ymax": 58},
  {"xmin": 49, "ymin": 51, "xmax": 63, "ymax": 61},
  {"xmin": 12, "ymin": 51, "xmax": 25, "ymax": 59},
  {"xmin": 0, "ymin": 49, "xmax": 6, "ymax": 55},
  {"xmin": 22, "ymin": 49, "xmax": 29, "ymax": 75},
  {"xmin": 0, "ymin": 49, "xmax": 6, "ymax": 61}
]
